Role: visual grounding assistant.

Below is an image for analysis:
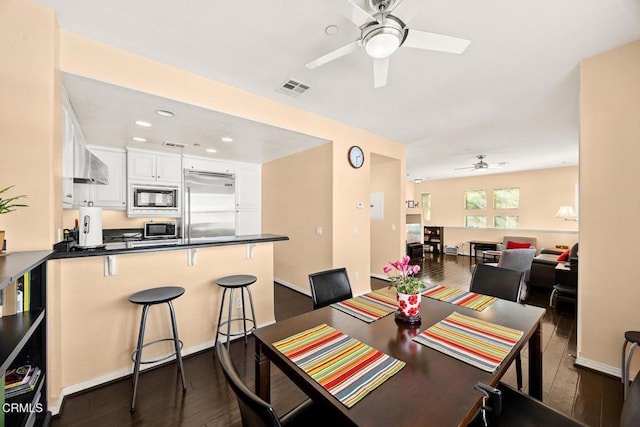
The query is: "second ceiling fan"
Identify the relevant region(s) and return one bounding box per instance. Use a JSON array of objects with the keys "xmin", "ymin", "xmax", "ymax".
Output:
[{"xmin": 305, "ymin": 0, "xmax": 471, "ymax": 88}]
